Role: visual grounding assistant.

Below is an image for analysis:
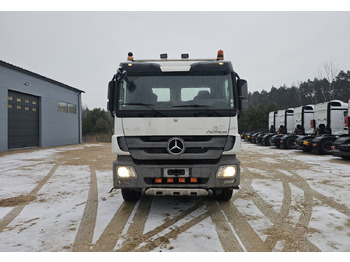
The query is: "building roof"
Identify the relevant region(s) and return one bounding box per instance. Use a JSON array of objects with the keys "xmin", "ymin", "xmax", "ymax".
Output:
[{"xmin": 0, "ymin": 60, "xmax": 85, "ymax": 93}]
